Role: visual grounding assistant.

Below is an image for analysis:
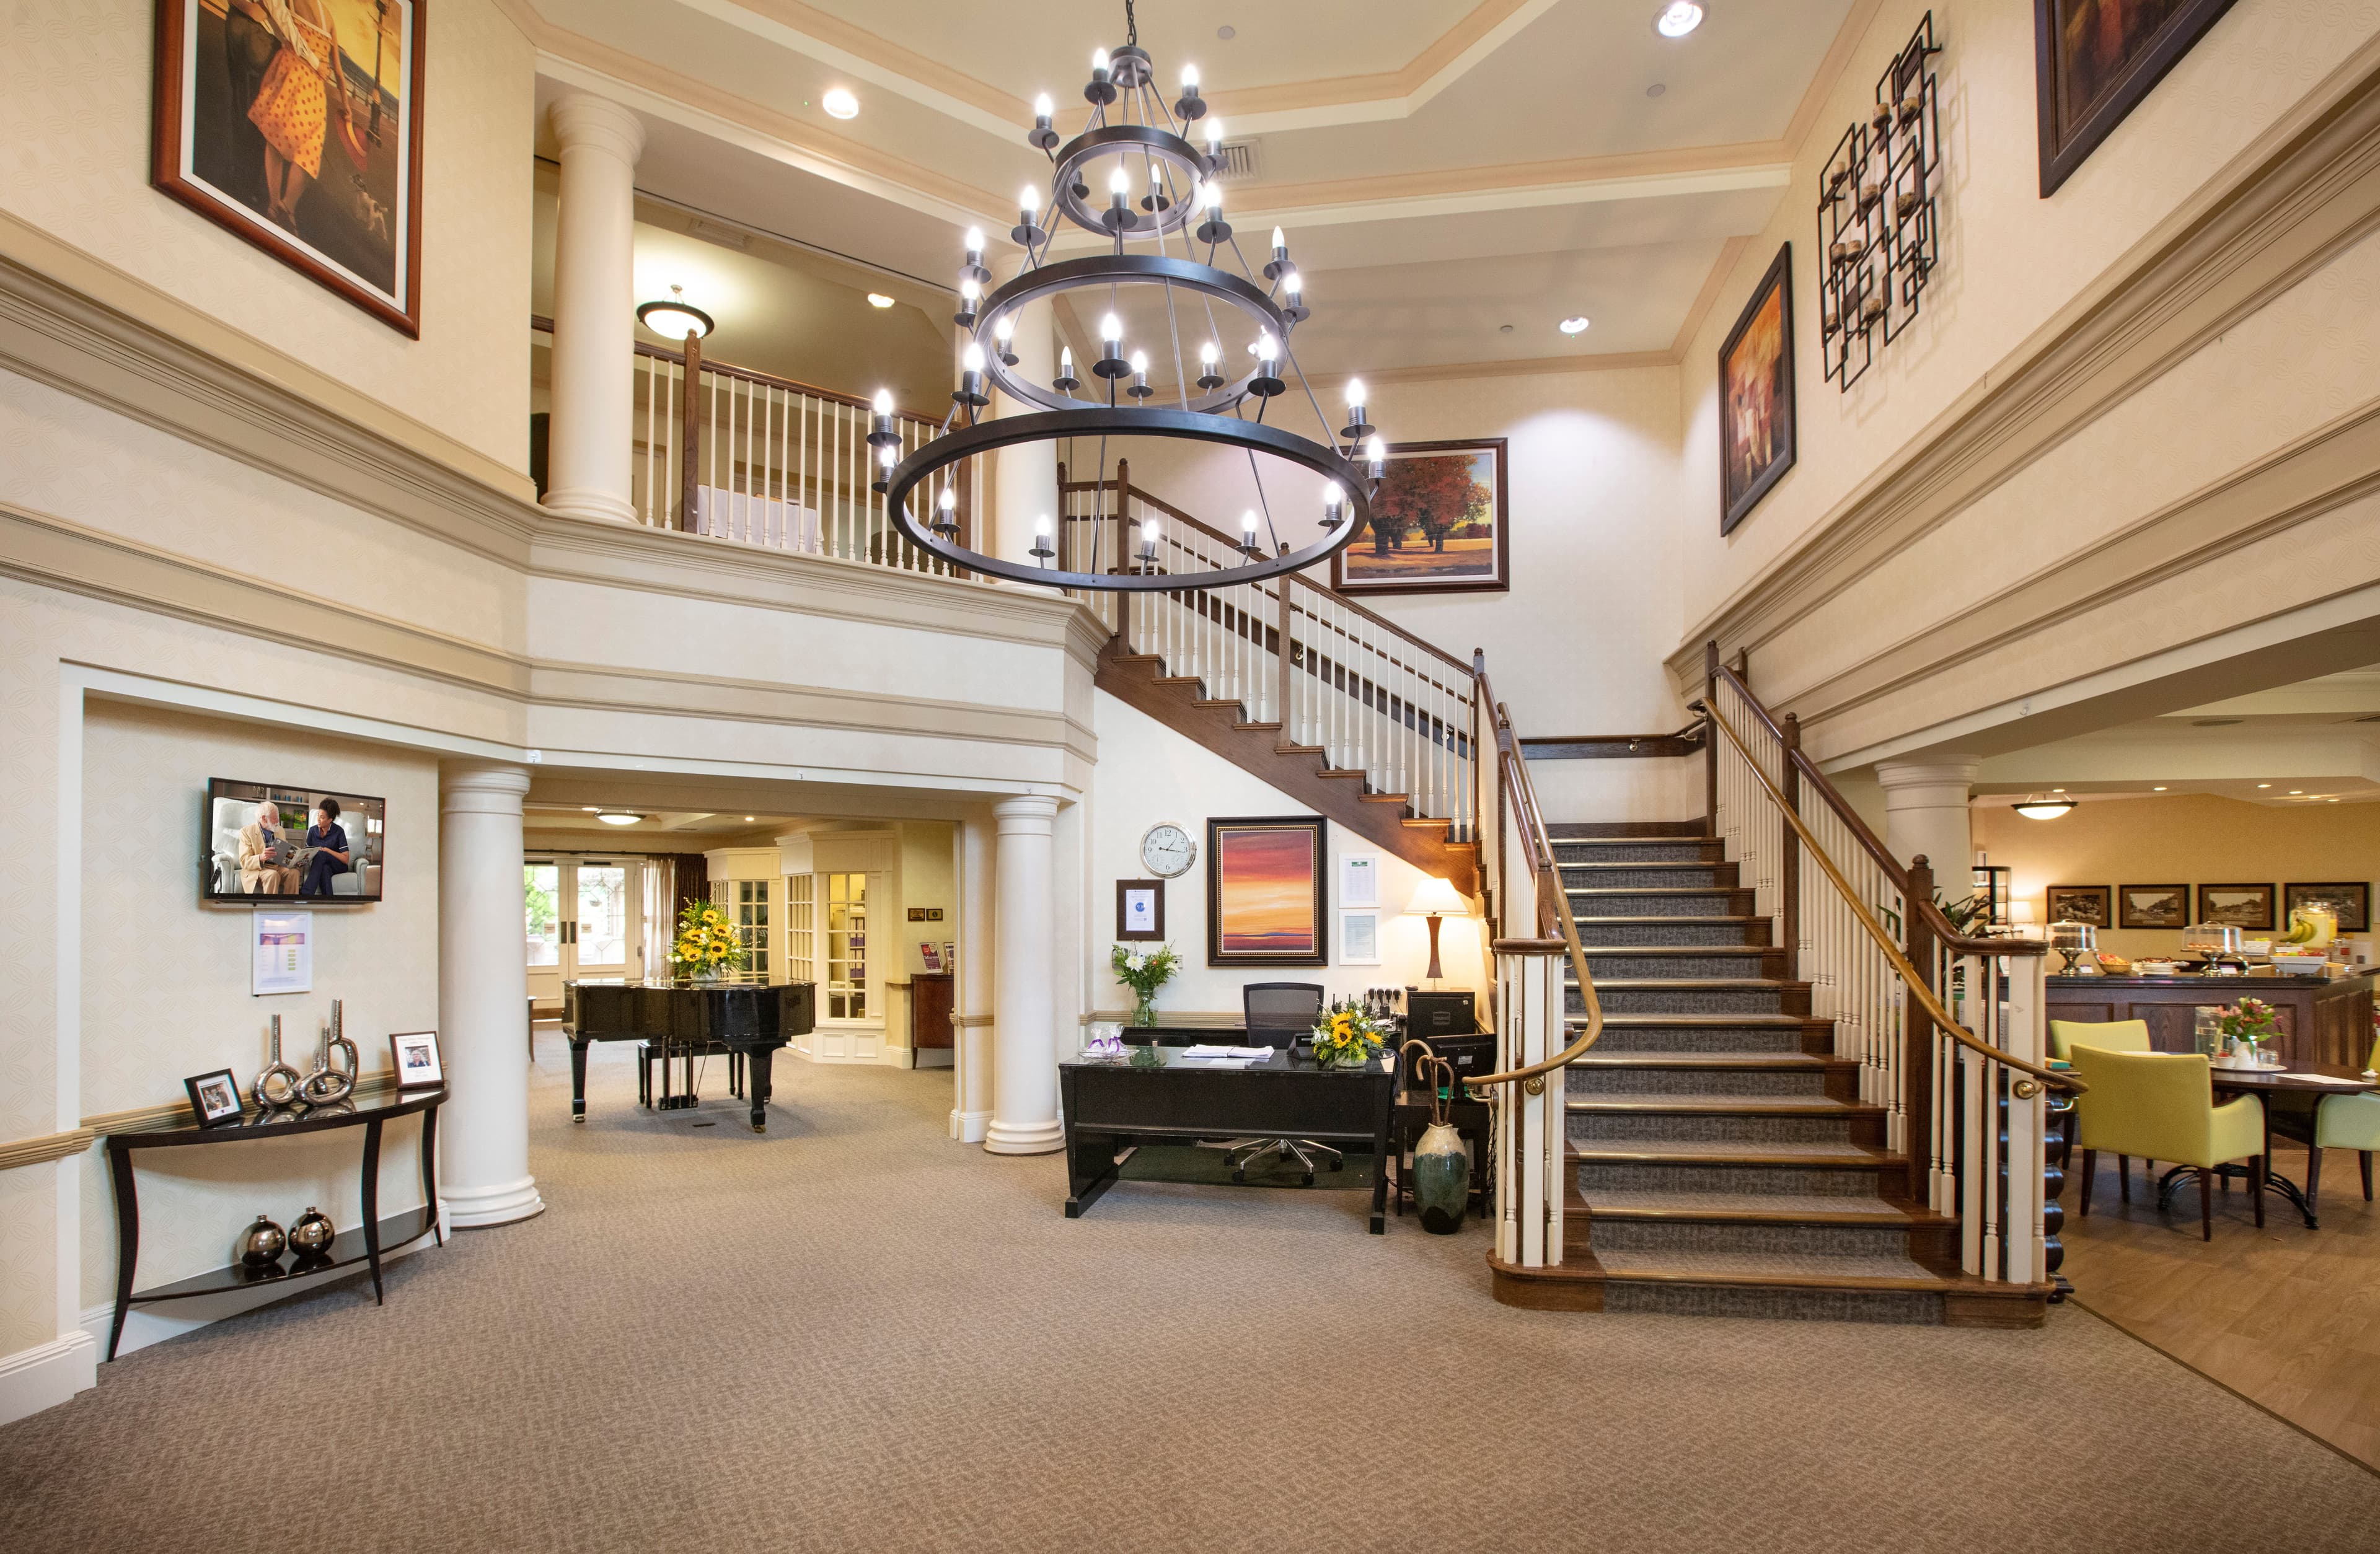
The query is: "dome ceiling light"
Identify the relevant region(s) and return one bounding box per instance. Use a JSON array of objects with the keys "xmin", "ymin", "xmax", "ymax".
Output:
[
  {"xmin": 866, "ymin": 292, "xmax": 896, "ymax": 309},
  {"xmin": 821, "ymin": 87, "xmax": 860, "ymax": 120},
  {"xmin": 875, "ymin": 0, "xmax": 1378, "ymax": 593},
  {"xmin": 596, "ymin": 811, "xmax": 645, "ymax": 827},
  {"xmin": 635, "ymin": 284, "xmax": 713, "ymax": 341},
  {"xmin": 1558, "ymin": 316, "xmax": 1590, "ymax": 335},
  {"xmin": 2011, "ymin": 796, "xmax": 2075, "ymax": 820},
  {"xmin": 1655, "ymin": 2, "xmax": 1706, "ymax": 39}
]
